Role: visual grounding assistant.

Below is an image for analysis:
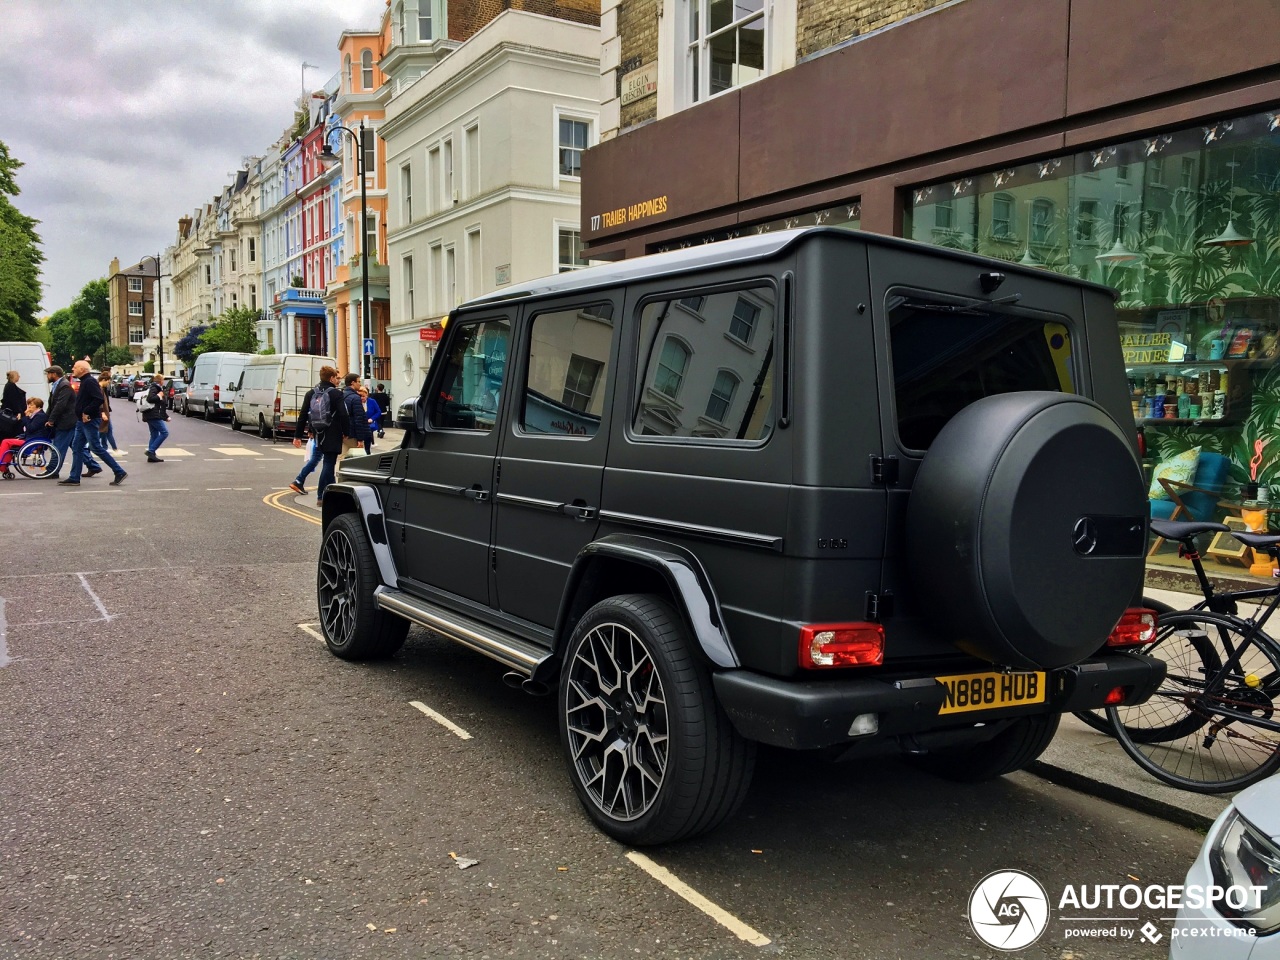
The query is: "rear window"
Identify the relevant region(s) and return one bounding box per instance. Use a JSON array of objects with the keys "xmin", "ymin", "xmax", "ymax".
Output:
[{"xmin": 888, "ymin": 291, "xmax": 1076, "ymax": 451}]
